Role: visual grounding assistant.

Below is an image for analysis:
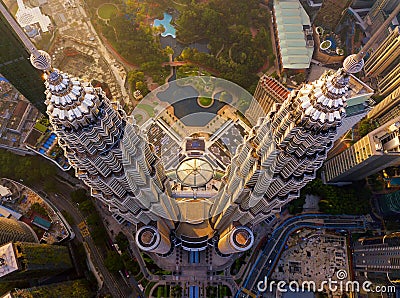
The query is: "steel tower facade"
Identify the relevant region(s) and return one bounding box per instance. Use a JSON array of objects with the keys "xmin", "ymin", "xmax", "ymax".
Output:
[
  {"xmin": 32, "ymin": 52, "xmax": 177, "ymax": 254},
  {"xmin": 26, "ymin": 4, "xmax": 400, "ymax": 255},
  {"xmin": 29, "ymin": 47, "xmax": 367, "ymax": 255}
]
